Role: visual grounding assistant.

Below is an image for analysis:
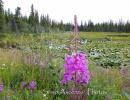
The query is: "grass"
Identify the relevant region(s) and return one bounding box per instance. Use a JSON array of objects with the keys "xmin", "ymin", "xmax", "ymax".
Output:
[{"xmin": 0, "ymin": 32, "xmax": 130, "ymax": 100}]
